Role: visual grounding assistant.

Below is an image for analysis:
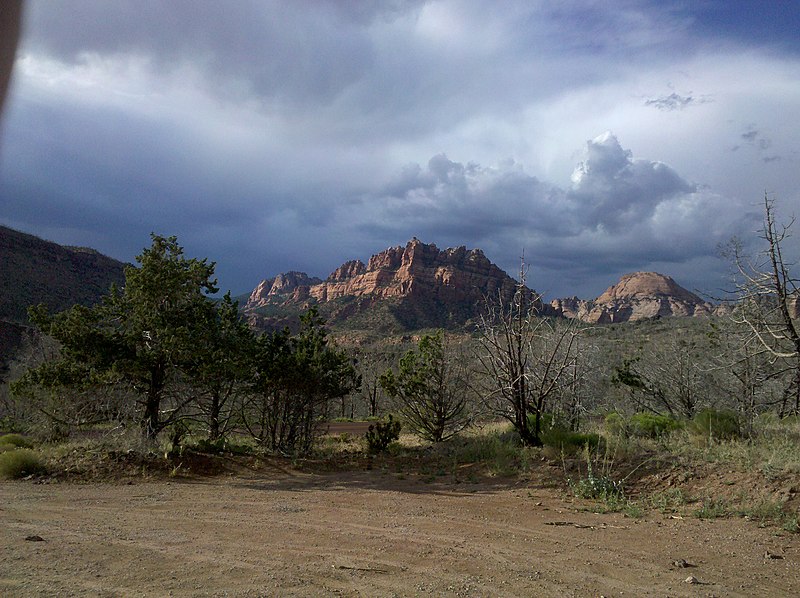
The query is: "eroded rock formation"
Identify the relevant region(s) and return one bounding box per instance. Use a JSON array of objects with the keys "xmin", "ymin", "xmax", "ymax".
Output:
[
  {"xmin": 244, "ymin": 239, "xmax": 544, "ymax": 328},
  {"xmin": 551, "ymin": 272, "xmax": 714, "ymax": 323}
]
